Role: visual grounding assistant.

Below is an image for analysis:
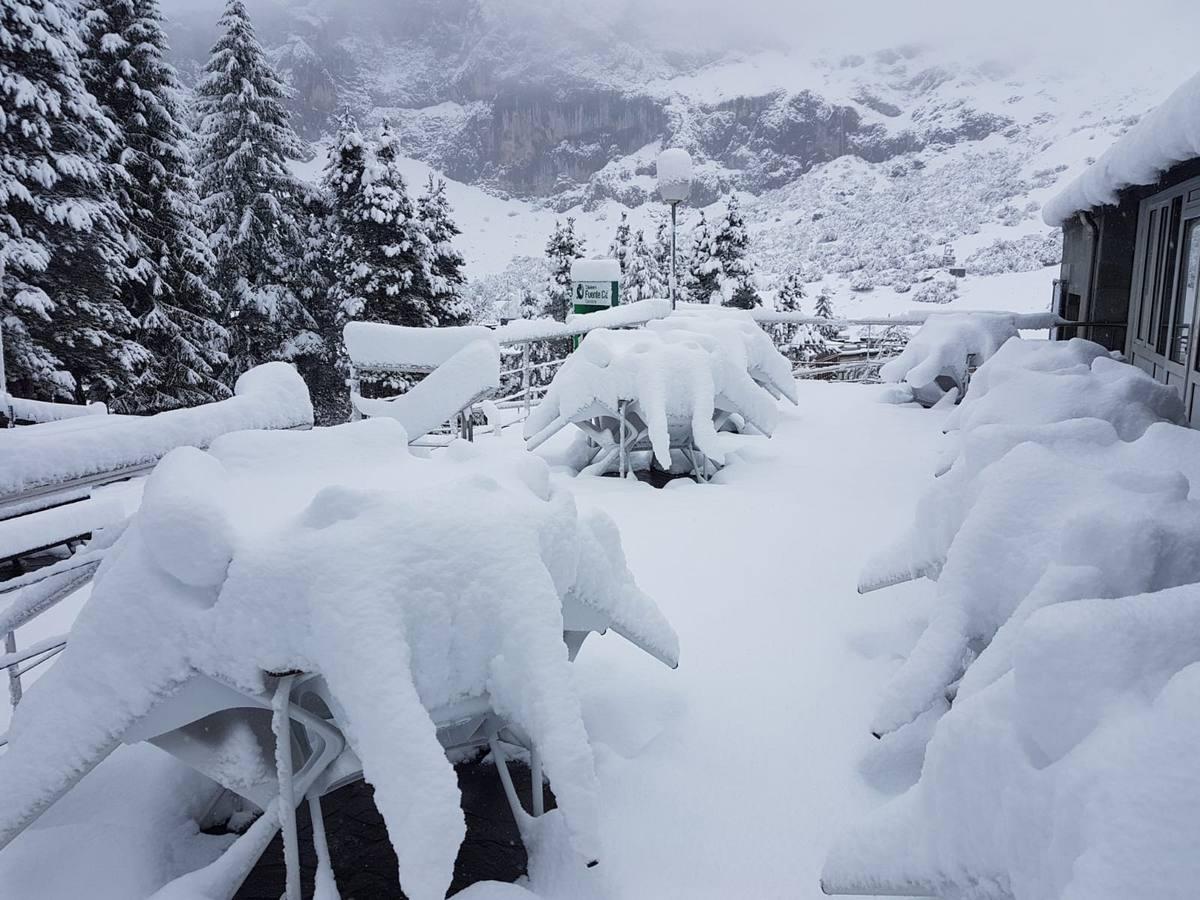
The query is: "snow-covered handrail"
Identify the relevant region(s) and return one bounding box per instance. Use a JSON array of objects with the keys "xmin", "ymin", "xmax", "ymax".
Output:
[
  {"xmin": 750, "ymin": 309, "xmax": 1064, "ymax": 330},
  {"xmin": 0, "ymin": 363, "xmax": 313, "ymax": 503},
  {"xmin": 0, "ymin": 394, "xmax": 108, "ymax": 424},
  {"xmin": 494, "ymin": 299, "xmax": 671, "ymax": 345}
]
